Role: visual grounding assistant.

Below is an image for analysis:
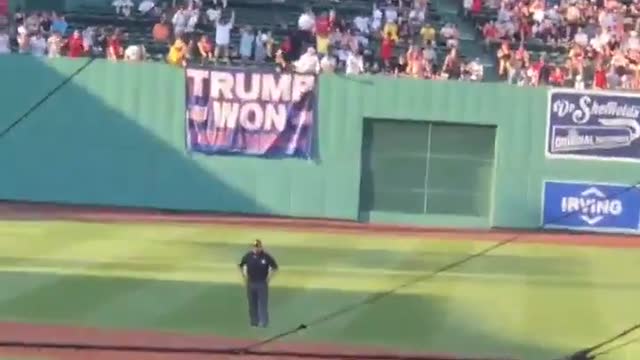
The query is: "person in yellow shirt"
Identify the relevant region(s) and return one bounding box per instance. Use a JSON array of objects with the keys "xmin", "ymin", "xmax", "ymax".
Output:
[
  {"xmin": 316, "ymin": 35, "xmax": 330, "ymax": 56},
  {"xmin": 420, "ymin": 23, "xmax": 436, "ymax": 46},
  {"xmin": 381, "ymin": 20, "xmax": 399, "ymax": 42},
  {"xmin": 167, "ymin": 36, "xmax": 187, "ymax": 67}
]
